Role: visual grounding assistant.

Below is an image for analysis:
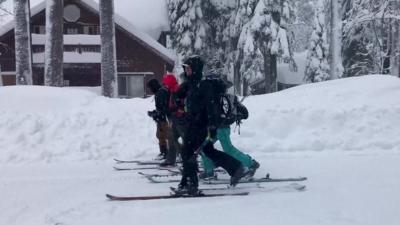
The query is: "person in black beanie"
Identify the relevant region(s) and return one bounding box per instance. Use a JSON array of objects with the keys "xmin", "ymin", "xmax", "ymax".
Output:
[
  {"xmin": 174, "ymin": 55, "xmax": 249, "ymax": 195},
  {"xmin": 146, "ymin": 78, "xmax": 169, "ymax": 160}
]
